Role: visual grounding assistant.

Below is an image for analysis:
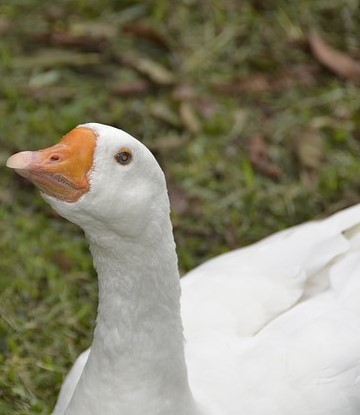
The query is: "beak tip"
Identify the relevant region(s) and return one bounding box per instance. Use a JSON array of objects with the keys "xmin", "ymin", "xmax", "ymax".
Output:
[
  {"xmin": 6, "ymin": 155, "xmax": 16, "ymax": 169},
  {"xmin": 6, "ymin": 152, "xmax": 32, "ymax": 170}
]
